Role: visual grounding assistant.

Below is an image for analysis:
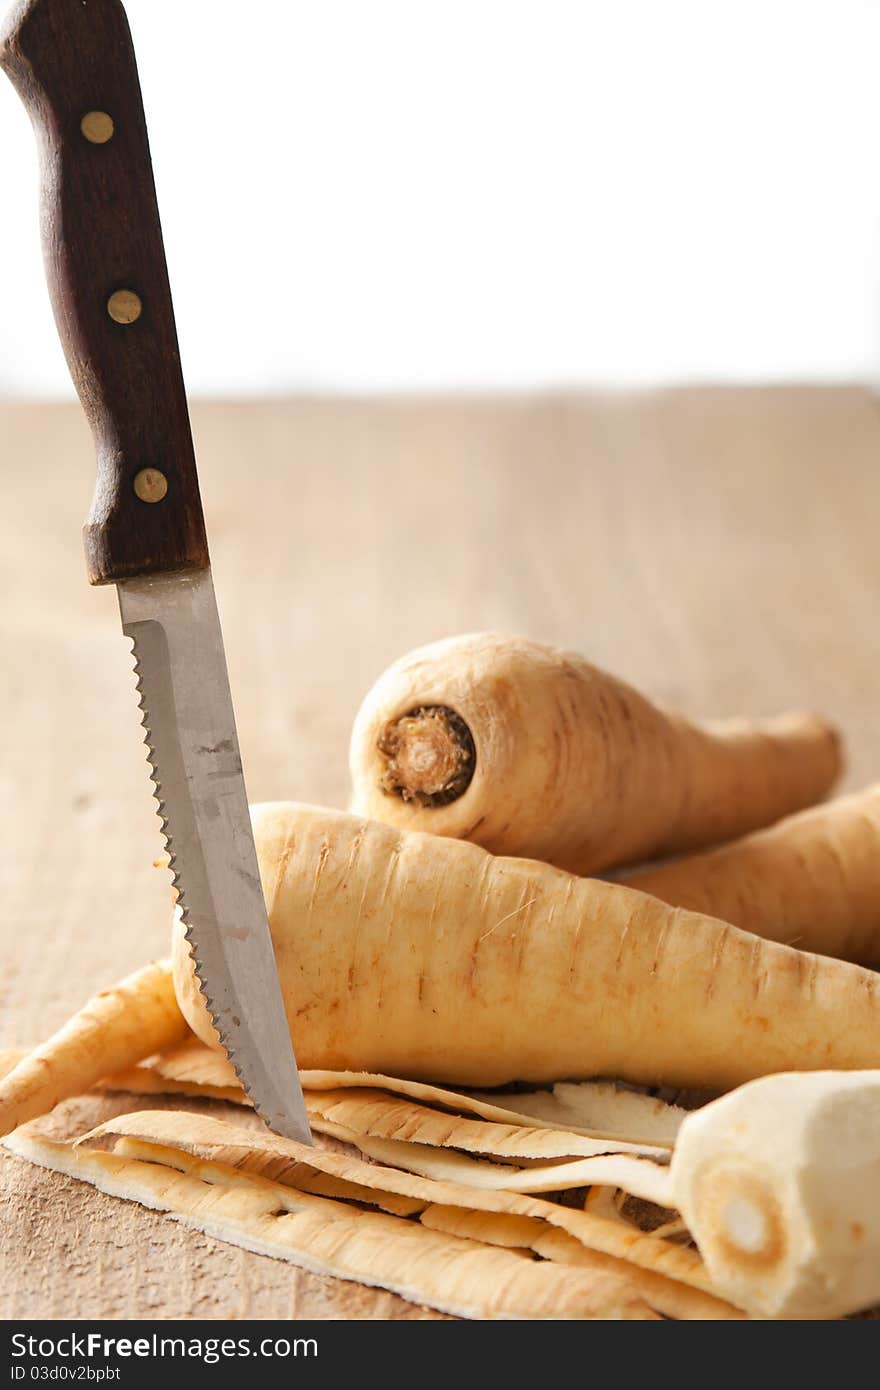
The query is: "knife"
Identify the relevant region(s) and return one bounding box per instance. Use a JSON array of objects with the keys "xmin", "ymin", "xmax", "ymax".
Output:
[{"xmin": 0, "ymin": 0, "xmax": 311, "ymax": 1143}]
